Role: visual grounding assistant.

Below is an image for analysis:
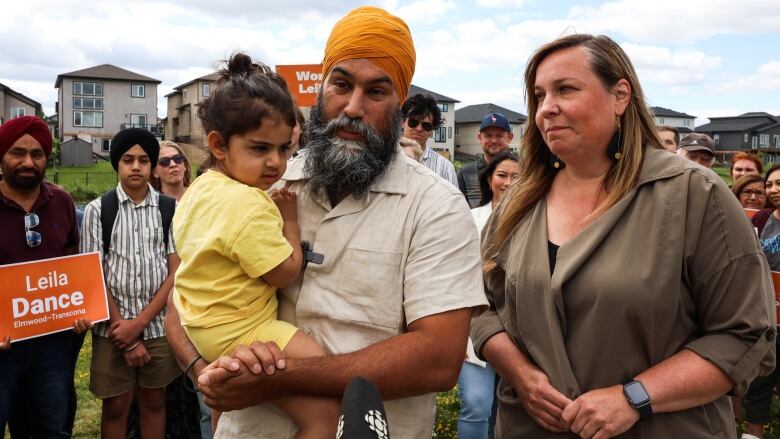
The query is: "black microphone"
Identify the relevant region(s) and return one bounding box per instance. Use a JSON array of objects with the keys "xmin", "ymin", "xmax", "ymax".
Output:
[{"xmin": 337, "ymin": 376, "xmax": 389, "ymax": 439}]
